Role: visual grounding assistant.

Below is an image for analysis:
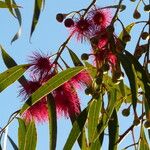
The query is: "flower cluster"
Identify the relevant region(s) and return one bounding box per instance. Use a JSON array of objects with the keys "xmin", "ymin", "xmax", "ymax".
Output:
[
  {"xmin": 58, "ymin": 6, "xmax": 117, "ymax": 70},
  {"xmin": 19, "ymin": 52, "xmax": 91, "ymax": 123}
]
